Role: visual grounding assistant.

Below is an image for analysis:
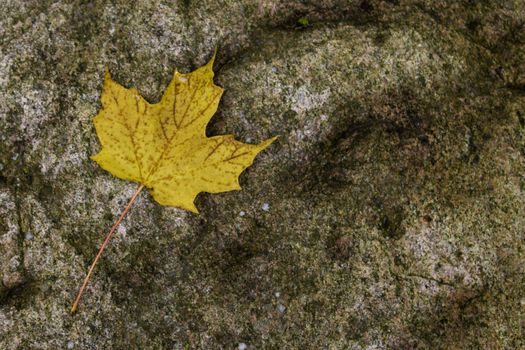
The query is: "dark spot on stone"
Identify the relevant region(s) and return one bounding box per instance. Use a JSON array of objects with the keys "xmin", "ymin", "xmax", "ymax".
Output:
[
  {"xmin": 104, "ymin": 212, "xmax": 114, "ymax": 221},
  {"xmin": 466, "ymin": 19, "xmax": 481, "ymax": 31},
  {"xmin": 223, "ymin": 241, "xmax": 255, "ymax": 267},
  {"xmin": 418, "ymin": 134, "xmax": 429, "ymax": 145},
  {"xmin": 0, "ymin": 279, "xmax": 34, "ymax": 309},
  {"xmin": 282, "ymin": 109, "xmax": 298, "ymax": 121},
  {"xmin": 359, "ymin": 0, "xmax": 373, "ymax": 12},
  {"xmin": 517, "ymin": 110, "xmax": 525, "ymax": 128},
  {"xmin": 77, "ymin": 61, "xmax": 87, "ymax": 73},
  {"xmin": 393, "ymin": 253, "xmax": 408, "ymax": 269},
  {"xmin": 373, "ymin": 30, "xmax": 389, "ymax": 46},
  {"xmin": 378, "ymin": 206, "xmax": 405, "ymax": 240},
  {"xmin": 462, "ymin": 130, "xmax": 480, "ymax": 165},
  {"xmin": 327, "ymin": 234, "xmax": 356, "ymax": 261},
  {"xmin": 37, "ymin": 183, "xmax": 54, "ymax": 204}
]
